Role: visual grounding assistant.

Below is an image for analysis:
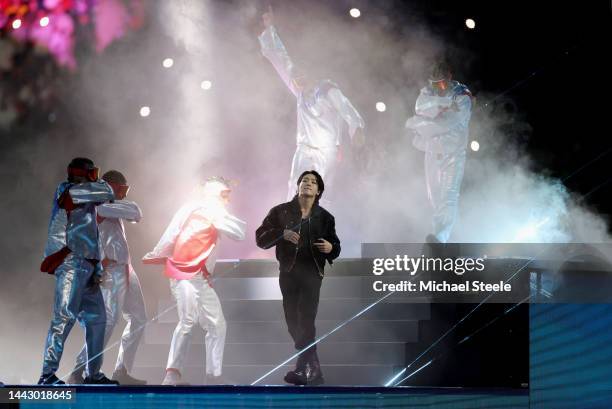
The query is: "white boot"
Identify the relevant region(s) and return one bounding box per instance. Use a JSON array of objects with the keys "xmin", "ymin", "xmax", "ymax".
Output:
[{"xmin": 162, "ymin": 369, "xmax": 181, "ymax": 386}]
